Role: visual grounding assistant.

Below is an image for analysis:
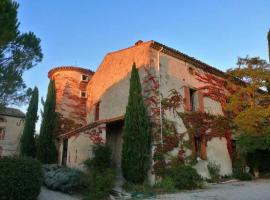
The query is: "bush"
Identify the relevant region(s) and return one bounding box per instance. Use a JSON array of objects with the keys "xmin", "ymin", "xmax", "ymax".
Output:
[
  {"xmin": 0, "ymin": 156, "xmax": 42, "ymax": 200},
  {"xmin": 232, "ymin": 153, "xmax": 252, "ymax": 181},
  {"xmin": 83, "ymin": 168, "xmax": 115, "ymax": 200},
  {"xmin": 83, "ymin": 145, "xmax": 115, "ymax": 200},
  {"xmin": 154, "ymin": 177, "xmax": 177, "ymax": 193},
  {"xmin": 43, "ymin": 164, "xmax": 86, "ymax": 194},
  {"xmin": 84, "ymin": 145, "xmax": 111, "ymax": 171},
  {"xmin": 207, "ymin": 161, "xmax": 221, "ymax": 182},
  {"xmin": 166, "ymin": 165, "xmax": 203, "ymax": 190},
  {"xmin": 233, "ymin": 169, "xmax": 252, "ymax": 181}
]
